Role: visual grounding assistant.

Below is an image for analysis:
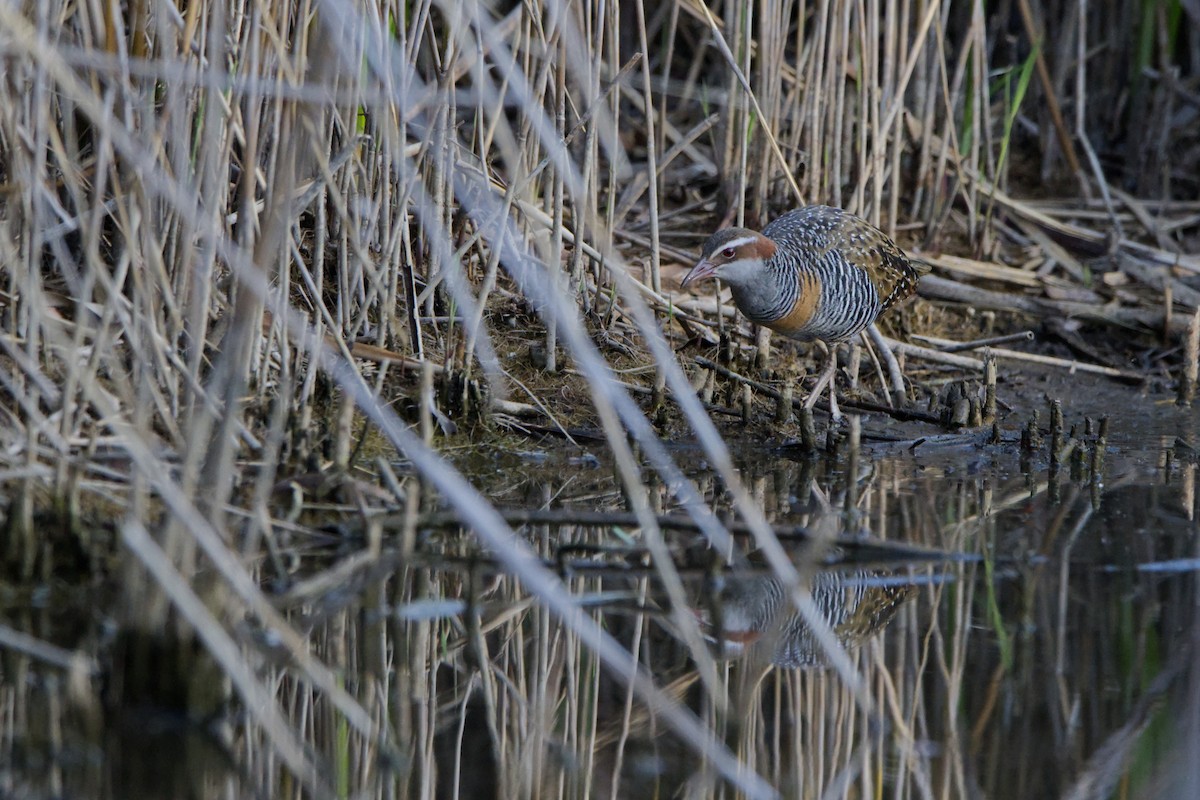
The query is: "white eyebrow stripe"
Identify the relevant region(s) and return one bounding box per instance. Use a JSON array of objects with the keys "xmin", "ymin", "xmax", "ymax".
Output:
[{"xmin": 719, "ymin": 235, "xmax": 759, "ymax": 251}]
